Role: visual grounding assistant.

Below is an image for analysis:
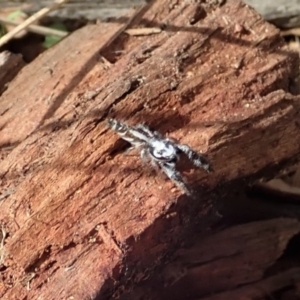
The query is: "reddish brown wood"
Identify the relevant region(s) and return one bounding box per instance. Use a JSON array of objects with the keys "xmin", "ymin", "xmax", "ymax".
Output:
[
  {"xmin": 0, "ymin": 1, "xmax": 300, "ymax": 299},
  {"xmin": 125, "ymin": 218, "xmax": 300, "ymax": 300}
]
